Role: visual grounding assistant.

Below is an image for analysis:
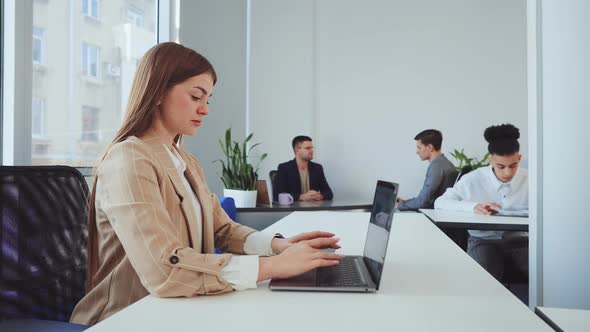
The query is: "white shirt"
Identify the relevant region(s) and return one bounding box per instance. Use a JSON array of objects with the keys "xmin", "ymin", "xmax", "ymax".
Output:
[
  {"xmin": 164, "ymin": 145, "xmax": 276, "ymax": 290},
  {"xmin": 434, "ymin": 165, "xmax": 528, "ymax": 239}
]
